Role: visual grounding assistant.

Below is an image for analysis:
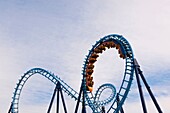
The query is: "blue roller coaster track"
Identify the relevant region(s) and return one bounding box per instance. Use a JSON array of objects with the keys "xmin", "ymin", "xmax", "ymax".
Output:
[
  {"xmin": 9, "ymin": 34, "xmax": 163, "ymax": 113},
  {"xmin": 81, "ymin": 34, "xmax": 134, "ymax": 113}
]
